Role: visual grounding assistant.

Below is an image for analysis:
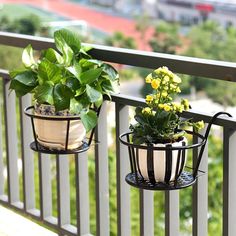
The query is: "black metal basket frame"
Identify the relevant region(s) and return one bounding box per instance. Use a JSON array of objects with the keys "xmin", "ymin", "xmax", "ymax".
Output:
[
  {"xmin": 119, "ymin": 112, "xmax": 232, "ymax": 191},
  {"xmin": 24, "ymin": 105, "xmax": 100, "ymax": 155}
]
